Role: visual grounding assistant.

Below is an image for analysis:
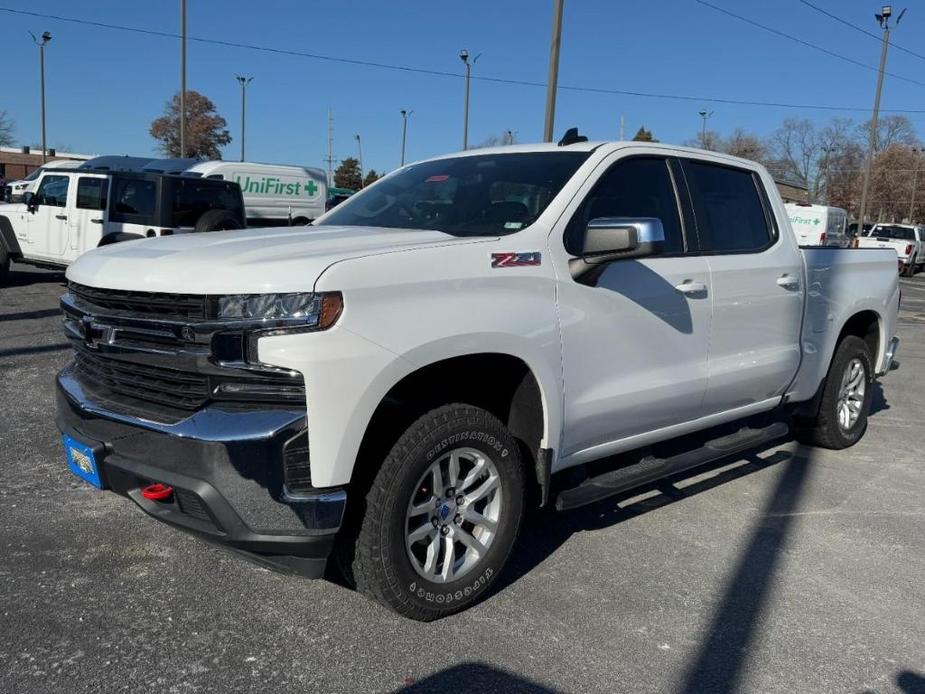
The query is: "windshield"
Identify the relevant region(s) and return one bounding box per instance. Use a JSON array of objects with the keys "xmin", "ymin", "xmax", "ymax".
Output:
[
  {"xmin": 23, "ymin": 167, "xmax": 44, "ymax": 182},
  {"xmin": 316, "ymin": 151, "xmax": 590, "ymax": 236},
  {"xmin": 868, "ymin": 225, "xmax": 916, "ymax": 240}
]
